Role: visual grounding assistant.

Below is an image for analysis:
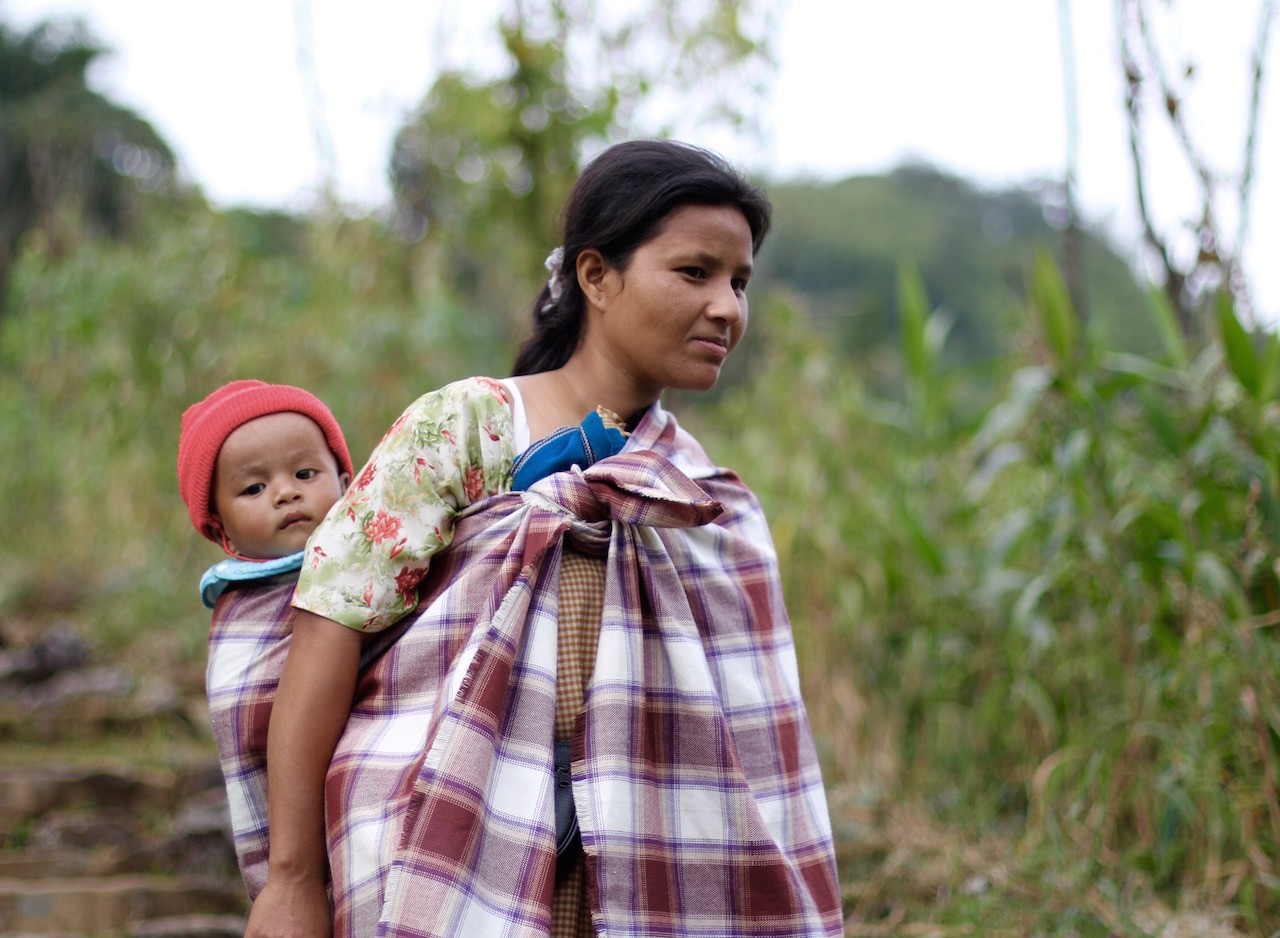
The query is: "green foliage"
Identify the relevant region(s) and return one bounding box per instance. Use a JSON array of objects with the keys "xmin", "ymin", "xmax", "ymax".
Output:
[
  {"xmin": 1032, "ymin": 247, "xmax": 1080, "ymax": 372},
  {"xmin": 0, "ymin": 18, "xmax": 176, "ymax": 309},
  {"xmin": 697, "ymin": 275, "xmax": 1280, "ymax": 929},
  {"xmin": 388, "ymin": 0, "xmax": 778, "ymax": 328},
  {"xmin": 0, "ymin": 200, "xmax": 508, "ymax": 649},
  {"xmin": 390, "ymin": 21, "xmax": 614, "ymax": 326}
]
